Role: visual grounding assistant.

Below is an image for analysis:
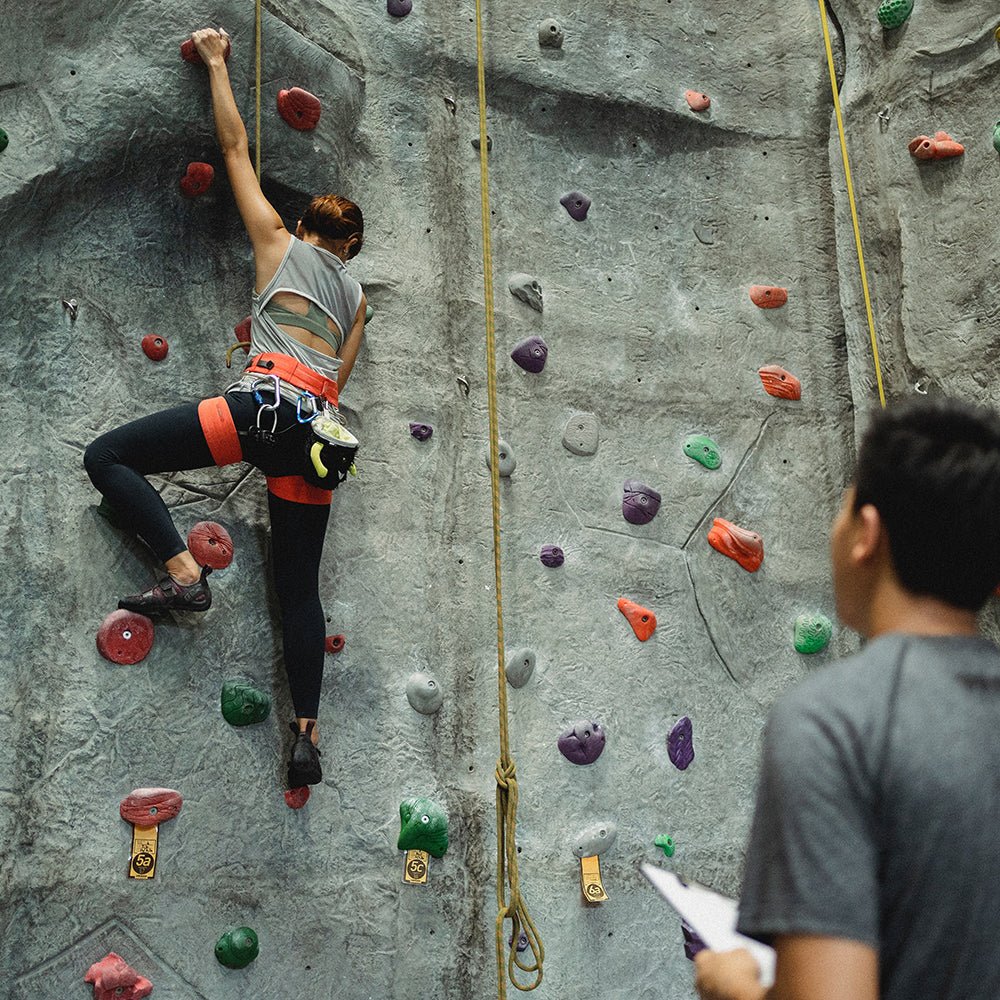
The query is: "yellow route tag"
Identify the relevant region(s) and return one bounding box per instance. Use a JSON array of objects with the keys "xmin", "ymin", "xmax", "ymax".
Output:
[
  {"xmin": 580, "ymin": 854, "xmax": 608, "ymax": 903},
  {"xmin": 403, "ymin": 849, "xmax": 430, "ymax": 886},
  {"xmin": 128, "ymin": 825, "xmax": 159, "ymax": 880}
]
